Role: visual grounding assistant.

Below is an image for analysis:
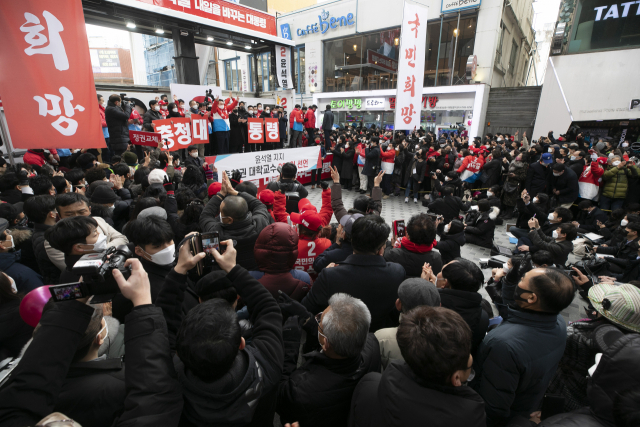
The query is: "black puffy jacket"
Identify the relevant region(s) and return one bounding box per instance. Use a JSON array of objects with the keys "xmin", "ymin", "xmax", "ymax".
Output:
[
  {"xmin": 439, "ymin": 288, "xmax": 489, "ymax": 356},
  {"xmin": 105, "ymin": 100, "xmax": 132, "ymax": 151},
  {"xmin": 31, "ymin": 224, "xmax": 60, "ymax": 285},
  {"xmin": 383, "ymin": 244, "xmax": 443, "ymax": 277},
  {"xmin": 435, "ymin": 229, "xmax": 465, "ymax": 264},
  {"xmin": 465, "ymin": 207, "xmax": 500, "ymax": 249}
]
